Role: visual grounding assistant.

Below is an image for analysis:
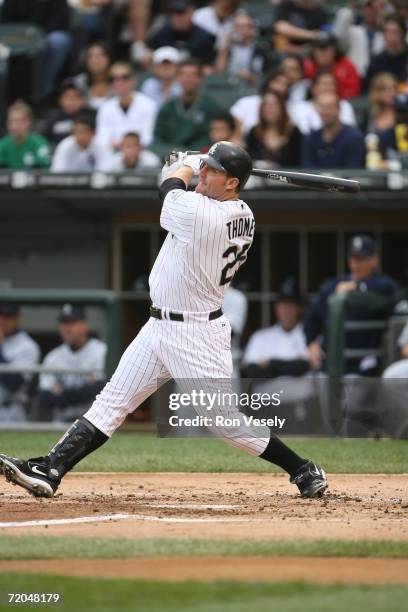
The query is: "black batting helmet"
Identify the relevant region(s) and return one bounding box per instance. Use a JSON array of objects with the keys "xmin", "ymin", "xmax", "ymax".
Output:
[{"xmin": 200, "ymin": 141, "xmax": 252, "ymax": 189}]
